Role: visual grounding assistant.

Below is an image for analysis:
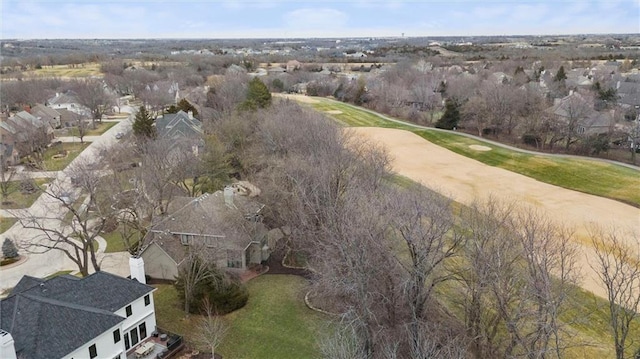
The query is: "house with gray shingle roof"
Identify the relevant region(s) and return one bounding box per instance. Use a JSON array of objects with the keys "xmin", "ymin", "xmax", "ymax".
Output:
[
  {"xmin": 30, "ymin": 104, "xmax": 61, "ymax": 129},
  {"xmin": 46, "ymin": 91, "xmax": 90, "ymax": 117},
  {"xmin": 0, "ymin": 271, "xmax": 157, "ymax": 359},
  {"xmin": 155, "ymin": 110, "xmax": 204, "ymax": 155},
  {"xmin": 140, "ymin": 185, "xmax": 269, "ymax": 280}
]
